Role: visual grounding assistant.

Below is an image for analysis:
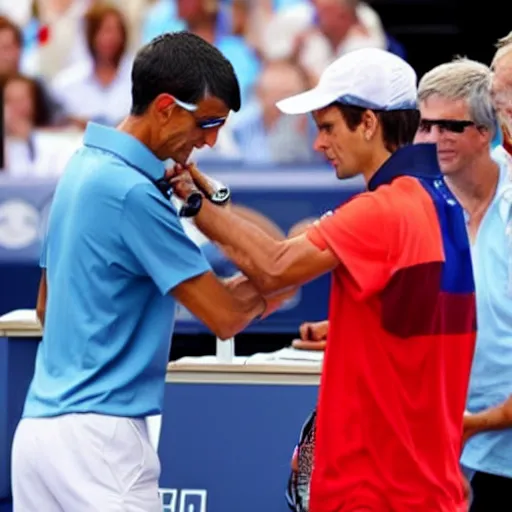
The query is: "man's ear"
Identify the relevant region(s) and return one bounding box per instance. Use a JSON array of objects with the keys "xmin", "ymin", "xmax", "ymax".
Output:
[
  {"xmin": 362, "ymin": 110, "xmax": 379, "ymax": 140},
  {"xmin": 152, "ymin": 94, "xmax": 177, "ymax": 122}
]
